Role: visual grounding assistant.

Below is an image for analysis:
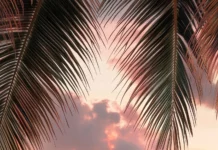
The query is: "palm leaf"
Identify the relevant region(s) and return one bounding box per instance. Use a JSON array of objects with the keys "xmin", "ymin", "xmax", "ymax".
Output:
[
  {"xmin": 192, "ymin": 0, "xmax": 218, "ymax": 70},
  {"xmin": 0, "ymin": 0, "xmax": 23, "ymax": 48},
  {"xmin": 100, "ymin": 0, "xmax": 202, "ymax": 149},
  {"xmin": 0, "ymin": 0, "xmax": 101, "ymax": 149},
  {"xmin": 190, "ymin": 1, "xmax": 218, "ymax": 113}
]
